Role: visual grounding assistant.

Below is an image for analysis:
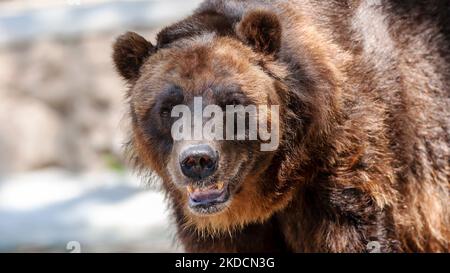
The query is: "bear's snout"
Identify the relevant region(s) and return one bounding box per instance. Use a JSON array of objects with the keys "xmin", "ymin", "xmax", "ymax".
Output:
[{"xmin": 179, "ymin": 144, "xmax": 219, "ymax": 181}]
